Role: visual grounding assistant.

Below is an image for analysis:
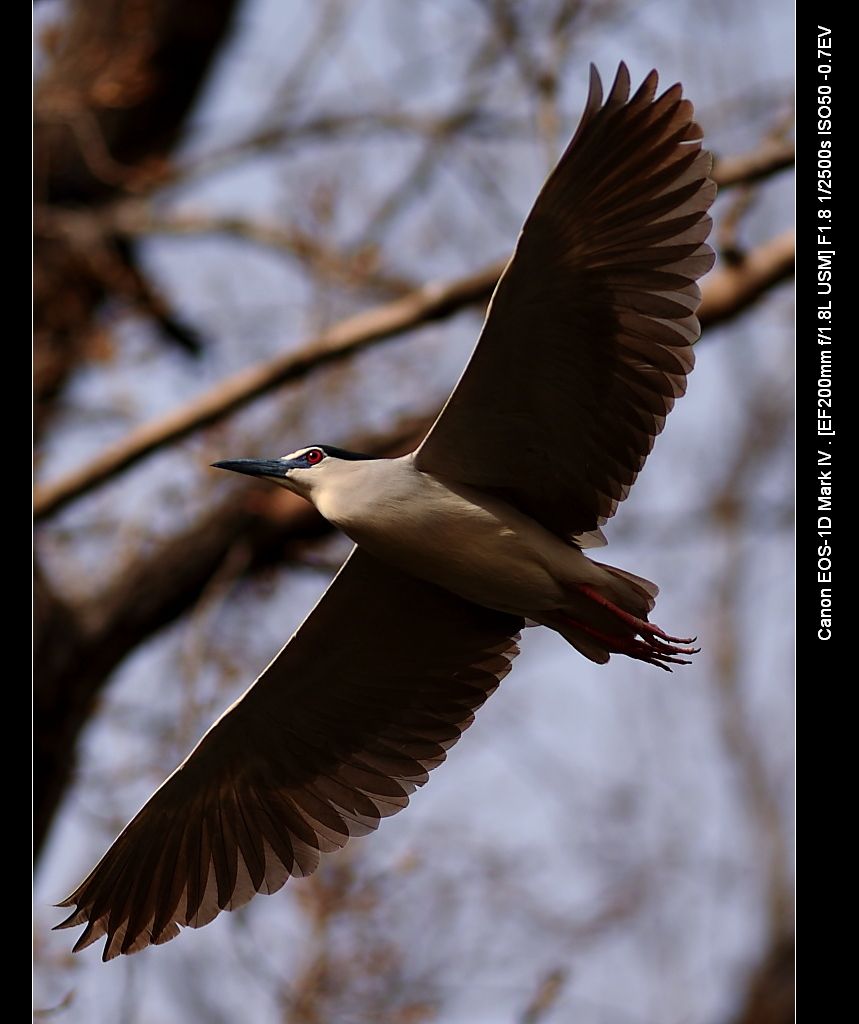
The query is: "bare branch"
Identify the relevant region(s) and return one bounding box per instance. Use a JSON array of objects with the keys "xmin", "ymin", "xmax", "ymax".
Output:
[
  {"xmin": 706, "ymin": 388, "xmax": 794, "ymax": 1023},
  {"xmin": 727, "ymin": 937, "xmax": 794, "ymax": 1024},
  {"xmin": 716, "ymin": 120, "xmax": 793, "ymax": 264},
  {"xmin": 162, "ymin": 107, "xmax": 518, "ymax": 192},
  {"xmin": 711, "ymin": 138, "xmax": 794, "ymax": 189},
  {"xmin": 717, "ymin": 184, "xmax": 758, "ymax": 265},
  {"xmin": 34, "ymin": 418, "xmax": 430, "ymax": 858},
  {"xmin": 697, "ymin": 230, "xmax": 793, "ymax": 328},
  {"xmin": 108, "ymin": 204, "xmax": 415, "ymax": 296},
  {"xmin": 34, "ymin": 231, "xmax": 794, "ymax": 521},
  {"xmin": 33, "ymin": 265, "xmax": 500, "ymax": 520},
  {"xmin": 33, "ymin": 0, "xmax": 240, "ymax": 427},
  {"xmin": 33, "ymin": 131, "xmax": 791, "ymax": 433},
  {"xmin": 152, "ymin": 111, "xmax": 791, "ymax": 196},
  {"xmin": 520, "ymin": 968, "xmax": 568, "ymax": 1024}
]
